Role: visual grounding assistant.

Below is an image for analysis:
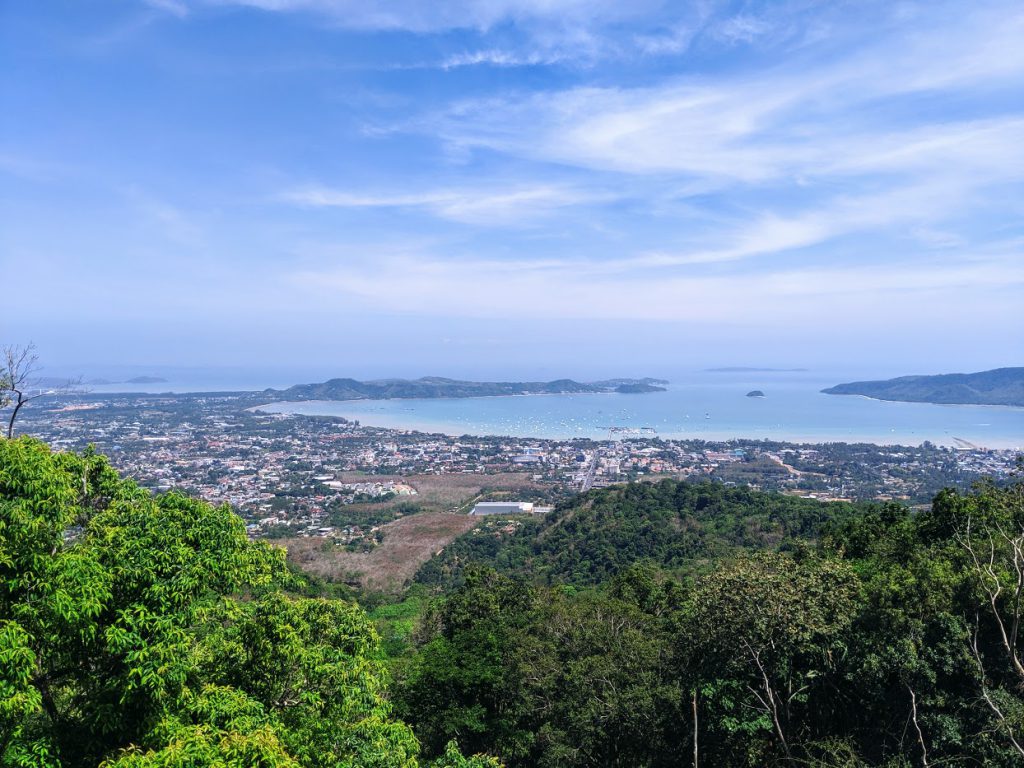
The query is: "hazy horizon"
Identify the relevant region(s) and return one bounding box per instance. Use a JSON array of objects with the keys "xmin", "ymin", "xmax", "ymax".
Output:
[
  {"xmin": 31, "ymin": 360, "xmax": 1024, "ymax": 396},
  {"xmin": 3, "ymin": 1, "xmax": 1022, "ymax": 372}
]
